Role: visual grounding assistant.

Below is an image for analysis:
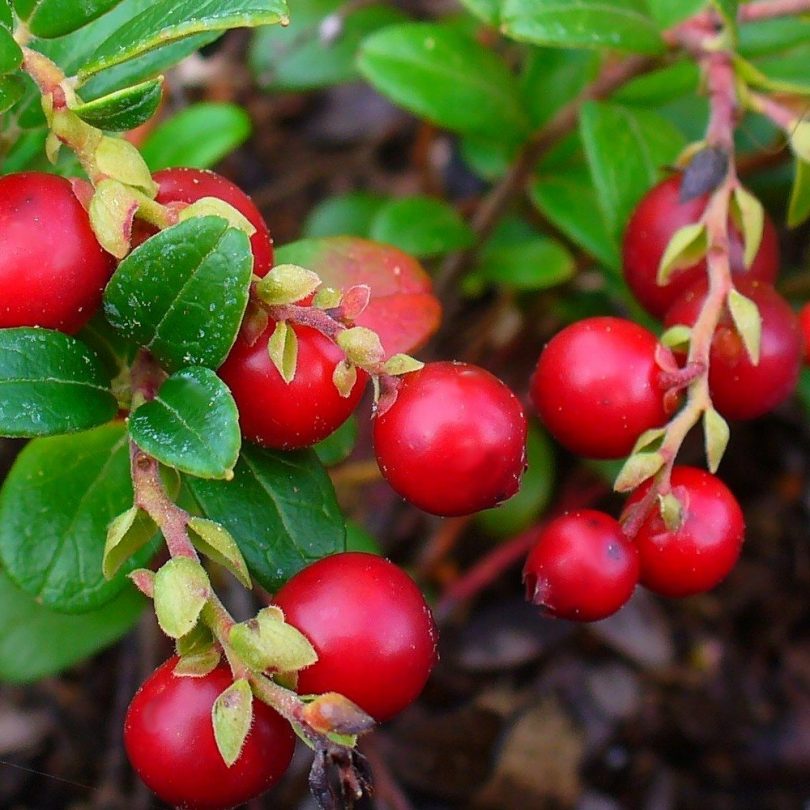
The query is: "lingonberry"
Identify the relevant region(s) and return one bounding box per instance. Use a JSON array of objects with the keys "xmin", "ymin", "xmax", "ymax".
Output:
[
  {"xmin": 622, "ymin": 174, "xmax": 779, "ymax": 318},
  {"xmin": 799, "ymin": 302, "xmax": 810, "ymax": 364},
  {"xmin": 372, "ymin": 361, "xmax": 527, "ymax": 516},
  {"xmin": 152, "ymin": 168, "xmax": 274, "ymax": 275},
  {"xmin": 124, "ymin": 657, "xmax": 294, "ymax": 810},
  {"xmin": 523, "ymin": 510, "xmax": 639, "ymax": 621},
  {"xmin": 273, "ymin": 552, "xmax": 438, "ymax": 722},
  {"xmin": 624, "ymin": 466, "xmax": 744, "ymax": 598},
  {"xmin": 219, "ymin": 319, "xmax": 368, "ymax": 449},
  {"xmin": 530, "ymin": 317, "xmax": 669, "ymax": 459},
  {"xmin": 664, "ymin": 278, "xmax": 801, "ymax": 420},
  {"xmin": 0, "ymin": 172, "xmax": 114, "ymax": 332}
]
